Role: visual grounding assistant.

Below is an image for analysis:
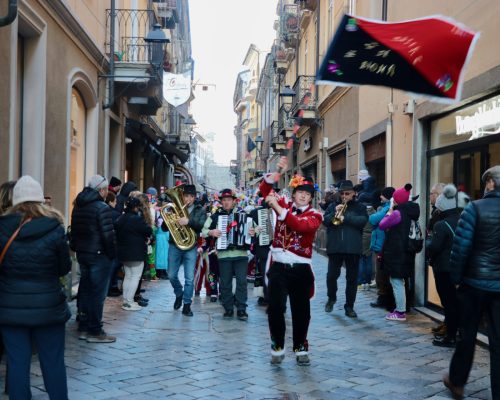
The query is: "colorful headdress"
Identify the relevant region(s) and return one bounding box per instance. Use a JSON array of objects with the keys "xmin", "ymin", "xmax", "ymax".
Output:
[{"xmin": 289, "ymin": 175, "xmax": 315, "ymax": 195}]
